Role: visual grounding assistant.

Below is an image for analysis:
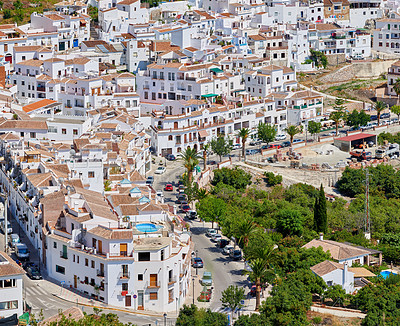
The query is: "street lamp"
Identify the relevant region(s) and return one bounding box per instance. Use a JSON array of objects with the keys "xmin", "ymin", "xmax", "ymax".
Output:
[
  {"xmin": 192, "ymin": 277, "xmax": 195, "ymax": 305},
  {"xmin": 195, "ymin": 250, "xmax": 198, "ymax": 276},
  {"xmin": 163, "ymin": 313, "xmax": 167, "ymax": 326}
]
